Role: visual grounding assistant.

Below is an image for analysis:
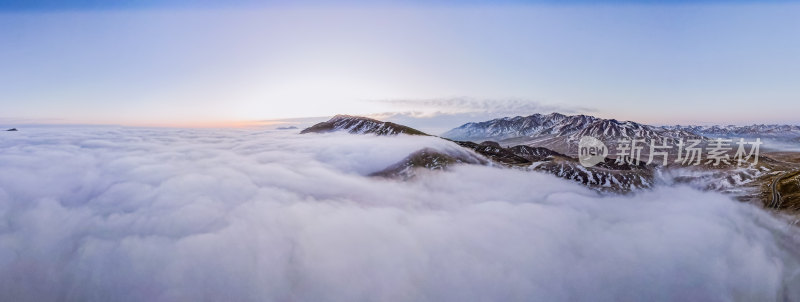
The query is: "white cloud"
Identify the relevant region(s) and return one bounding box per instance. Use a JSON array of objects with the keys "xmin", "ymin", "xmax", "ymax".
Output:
[{"xmin": 0, "ymin": 128, "xmax": 798, "ymax": 301}]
